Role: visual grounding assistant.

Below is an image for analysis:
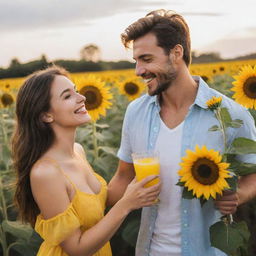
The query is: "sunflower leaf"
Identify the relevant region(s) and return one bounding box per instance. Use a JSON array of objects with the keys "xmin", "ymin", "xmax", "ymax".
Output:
[
  {"xmin": 228, "ymin": 137, "xmax": 256, "ymax": 155},
  {"xmin": 182, "ymin": 187, "xmax": 194, "ymax": 199},
  {"xmin": 98, "ymin": 146, "xmax": 117, "ymax": 156},
  {"xmin": 95, "ymin": 123, "xmax": 110, "ymax": 129},
  {"xmin": 95, "ymin": 132, "xmax": 107, "ymax": 141},
  {"xmin": 210, "ymin": 220, "xmax": 250, "ymax": 255},
  {"xmin": 226, "ymin": 176, "xmax": 238, "ymax": 191},
  {"xmin": 176, "ymin": 180, "xmax": 185, "ymax": 186},
  {"xmin": 229, "ymin": 159, "xmax": 256, "ymax": 176},
  {"xmin": 208, "ymin": 125, "xmax": 220, "ymax": 132},
  {"xmin": 227, "ymin": 119, "xmax": 243, "ymax": 128},
  {"xmin": 219, "ymin": 107, "xmax": 232, "ymax": 126}
]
